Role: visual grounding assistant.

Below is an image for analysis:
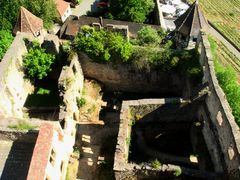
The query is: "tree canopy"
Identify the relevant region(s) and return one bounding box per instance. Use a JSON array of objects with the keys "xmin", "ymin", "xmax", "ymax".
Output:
[
  {"xmin": 23, "ymin": 41, "xmax": 55, "ymax": 80},
  {"xmin": 109, "ymin": 0, "xmax": 155, "ymax": 23},
  {"xmin": 74, "ymin": 26, "xmax": 133, "ymax": 62},
  {"xmin": 0, "ymin": 30, "xmax": 14, "ymax": 60},
  {"xmin": 0, "ymin": 0, "xmax": 57, "ymax": 30}
]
